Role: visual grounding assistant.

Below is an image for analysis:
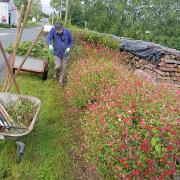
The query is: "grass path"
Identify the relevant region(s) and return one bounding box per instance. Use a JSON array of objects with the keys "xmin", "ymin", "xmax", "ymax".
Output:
[{"xmin": 0, "ymin": 58, "xmax": 84, "ymax": 179}]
